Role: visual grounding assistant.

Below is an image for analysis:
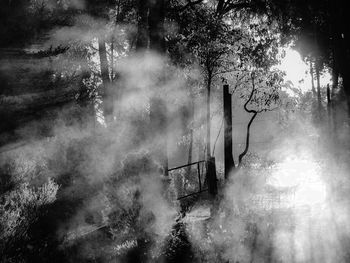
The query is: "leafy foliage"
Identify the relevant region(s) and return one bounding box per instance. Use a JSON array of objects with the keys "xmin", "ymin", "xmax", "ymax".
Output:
[{"xmin": 0, "ymin": 178, "xmax": 59, "ymax": 261}]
